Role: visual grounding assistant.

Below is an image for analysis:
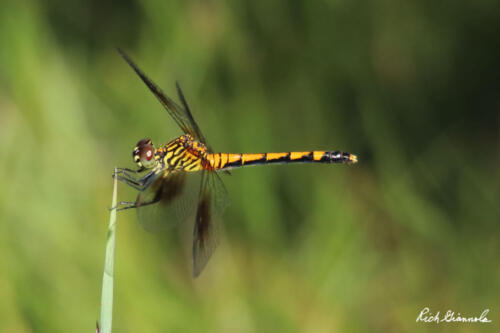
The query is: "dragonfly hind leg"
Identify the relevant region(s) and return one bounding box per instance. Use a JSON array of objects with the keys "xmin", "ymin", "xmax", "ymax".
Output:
[
  {"xmin": 110, "ymin": 194, "xmax": 163, "ymax": 211},
  {"xmin": 110, "ymin": 201, "xmax": 136, "ymax": 211},
  {"xmin": 111, "ymin": 168, "xmax": 169, "ymax": 211}
]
